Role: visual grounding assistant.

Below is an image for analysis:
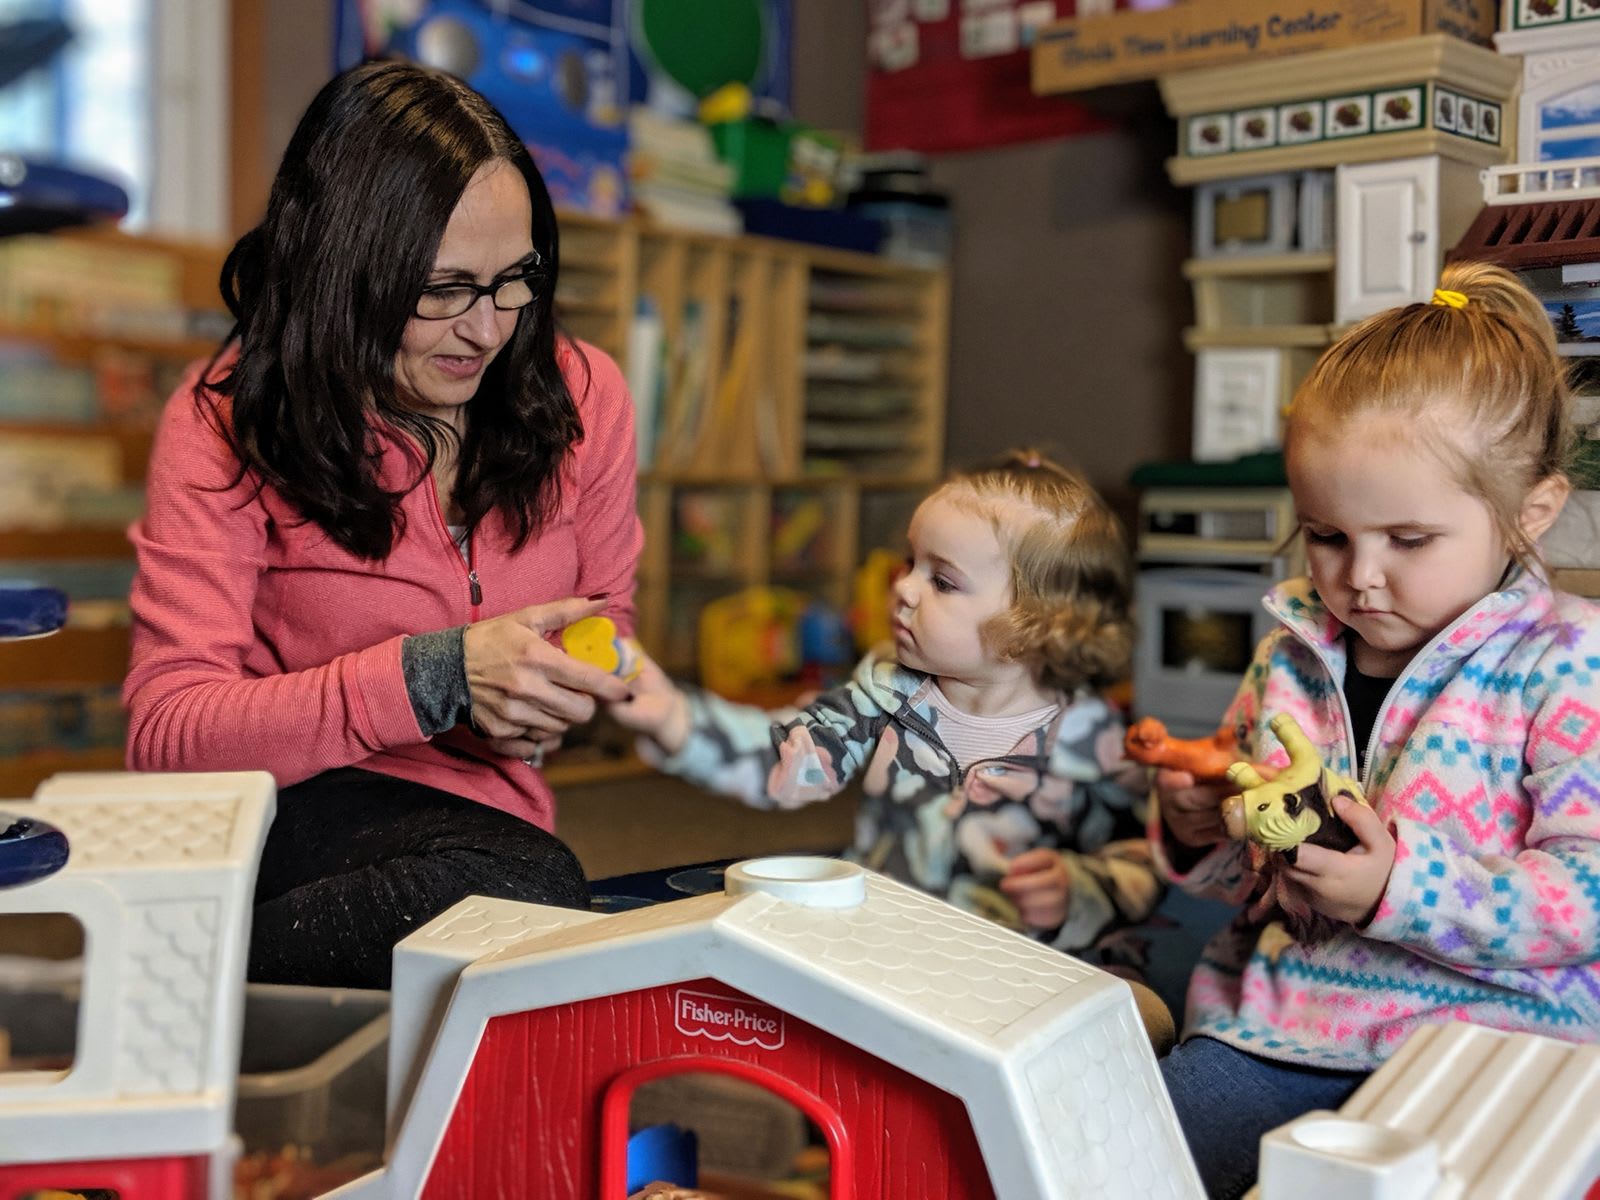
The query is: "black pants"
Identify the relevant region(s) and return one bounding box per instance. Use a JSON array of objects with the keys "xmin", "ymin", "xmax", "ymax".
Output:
[{"xmin": 249, "ymin": 767, "xmax": 589, "ymax": 989}]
